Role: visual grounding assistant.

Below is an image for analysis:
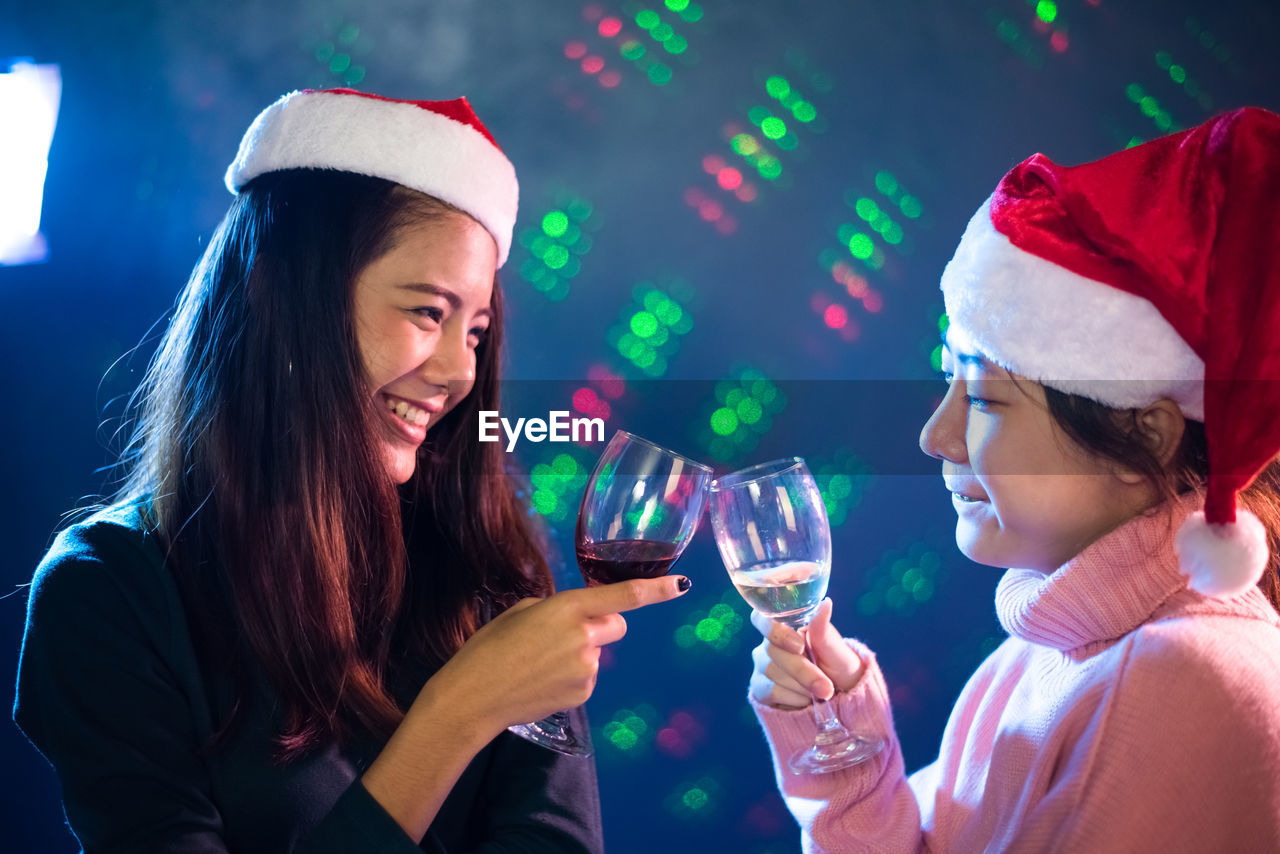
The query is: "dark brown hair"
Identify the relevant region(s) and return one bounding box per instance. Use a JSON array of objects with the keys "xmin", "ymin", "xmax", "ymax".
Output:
[
  {"xmin": 118, "ymin": 169, "xmax": 550, "ymax": 758},
  {"xmin": 1044, "ymin": 387, "xmax": 1280, "ymax": 611}
]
